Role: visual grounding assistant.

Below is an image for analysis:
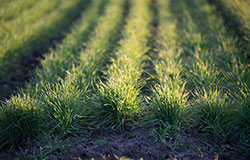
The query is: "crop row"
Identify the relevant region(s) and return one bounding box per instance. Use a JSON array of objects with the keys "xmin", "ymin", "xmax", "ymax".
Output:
[
  {"xmin": 26, "ymin": 0, "xmax": 108, "ymax": 91},
  {"xmin": 146, "ymin": 0, "xmax": 249, "ymax": 149},
  {"xmin": 0, "ymin": 0, "xmax": 38, "ymax": 22},
  {"xmin": 209, "ymin": 0, "xmax": 250, "ymax": 43},
  {"xmin": 0, "ymin": 0, "xmax": 89, "ymax": 99},
  {"xmin": 87, "ymin": 0, "xmax": 152, "ymax": 129},
  {"xmin": 0, "ymin": 0, "xmax": 126, "ymax": 148},
  {"xmin": 0, "ymin": 0, "xmax": 249, "ymax": 153},
  {"xmin": 37, "ymin": 0, "xmax": 126, "ymax": 134}
]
